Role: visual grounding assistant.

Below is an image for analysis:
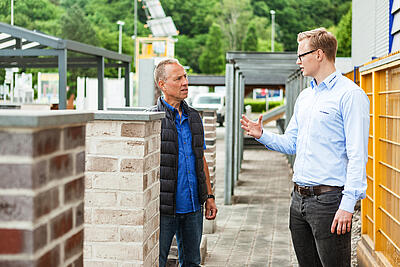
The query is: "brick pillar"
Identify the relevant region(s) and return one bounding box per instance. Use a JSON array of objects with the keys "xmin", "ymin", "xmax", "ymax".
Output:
[
  {"xmin": 198, "ymin": 109, "xmax": 217, "ymax": 235},
  {"xmin": 0, "ymin": 110, "xmax": 93, "ymax": 267},
  {"xmin": 84, "ymin": 111, "xmax": 164, "ymax": 267}
]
